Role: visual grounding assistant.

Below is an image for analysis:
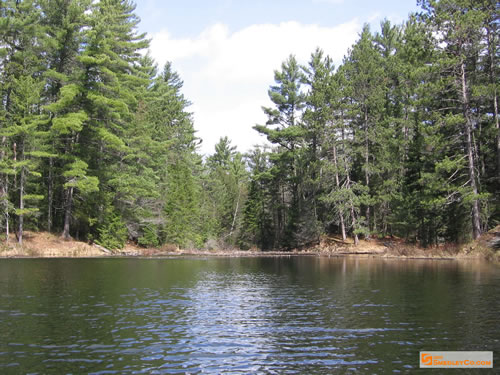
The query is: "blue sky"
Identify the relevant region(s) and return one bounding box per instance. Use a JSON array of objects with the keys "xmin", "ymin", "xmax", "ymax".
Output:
[{"xmin": 134, "ymin": 0, "xmax": 421, "ymax": 155}]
